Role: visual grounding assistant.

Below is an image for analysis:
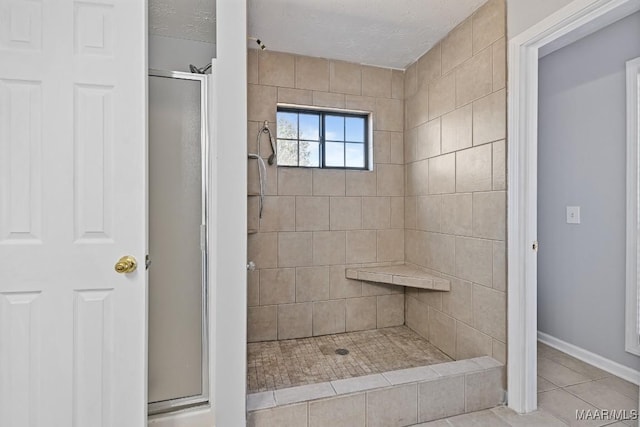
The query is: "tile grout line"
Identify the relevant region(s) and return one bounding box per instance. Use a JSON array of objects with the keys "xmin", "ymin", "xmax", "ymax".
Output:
[{"xmin": 560, "ymin": 378, "xmax": 626, "ymax": 414}]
